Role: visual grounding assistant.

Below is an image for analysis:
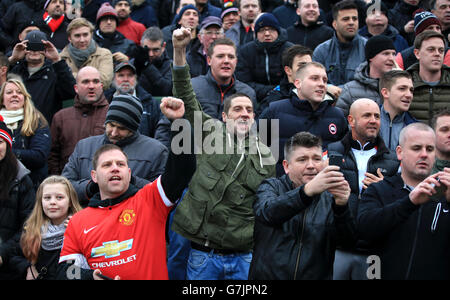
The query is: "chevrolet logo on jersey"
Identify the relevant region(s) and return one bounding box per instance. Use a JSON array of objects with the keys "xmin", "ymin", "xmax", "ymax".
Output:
[{"xmin": 91, "ymin": 239, "xmax": 133, "ymax": 258}]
